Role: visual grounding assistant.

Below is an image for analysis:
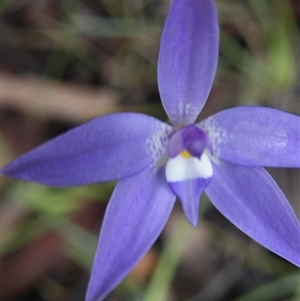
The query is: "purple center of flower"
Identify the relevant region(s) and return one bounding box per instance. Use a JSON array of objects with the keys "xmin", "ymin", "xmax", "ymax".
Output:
[
  {"xmin": 165, "ymin": 125, "xmax": 214, "ymax": 227},
  {"xmin": 168, "ymin": 125, "xmax": 212, "ymax": 158}
]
